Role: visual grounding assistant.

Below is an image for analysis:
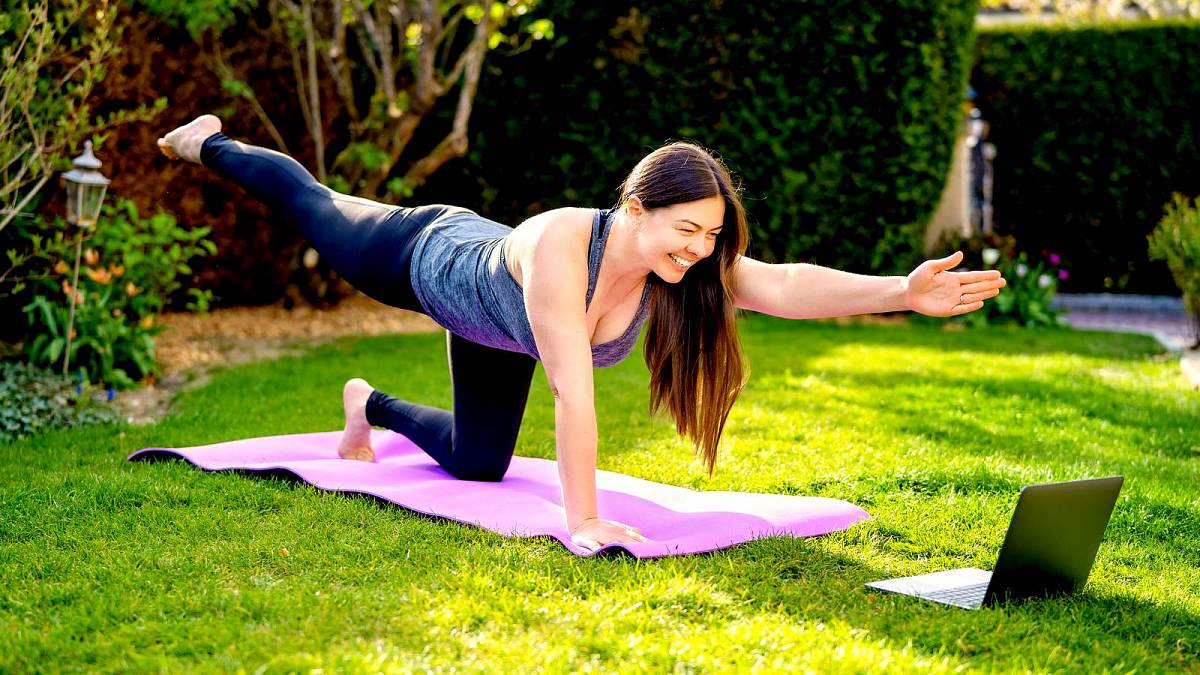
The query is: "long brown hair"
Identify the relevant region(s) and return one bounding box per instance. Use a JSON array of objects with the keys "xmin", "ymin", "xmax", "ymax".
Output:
[{"xmin": 617, "ymin": 142, "xmax": 749, "ymax": 476}]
